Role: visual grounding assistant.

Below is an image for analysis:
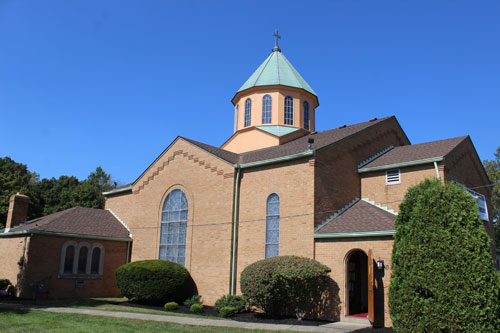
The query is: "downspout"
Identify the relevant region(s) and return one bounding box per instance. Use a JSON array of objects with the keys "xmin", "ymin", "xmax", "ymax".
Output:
[
  {"xmin": 126, "ymin": 240, "xmax": 131, "ymax": 263},
  {"xmin": 434, "ymin": 161, "xmax": 441, "ymax": 181},
  {"xmin": 230, "ymin": 166, "xmax": 241, "ymax": 295}
]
